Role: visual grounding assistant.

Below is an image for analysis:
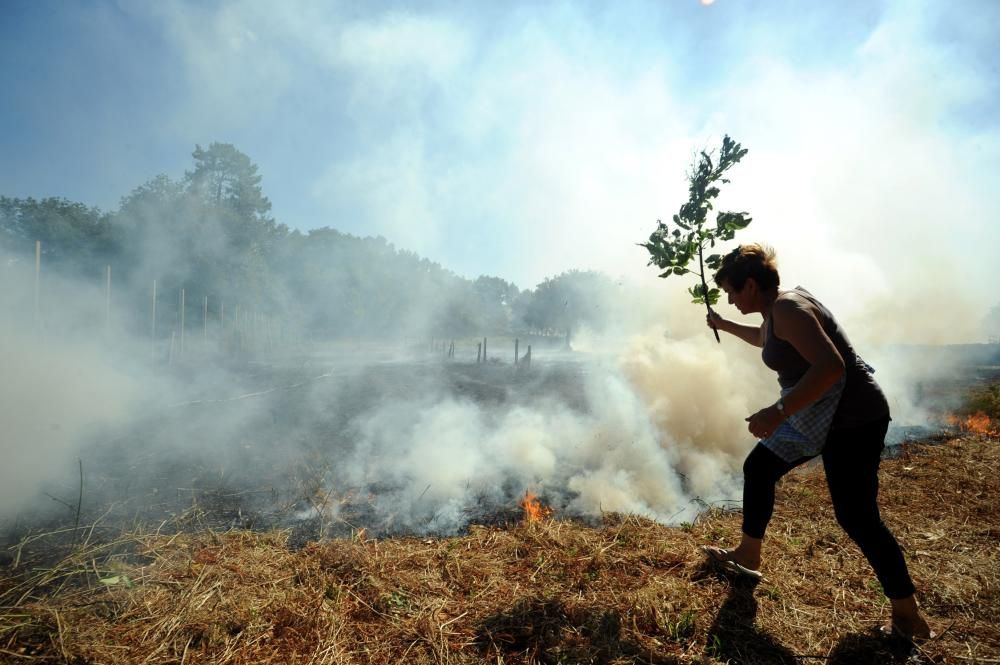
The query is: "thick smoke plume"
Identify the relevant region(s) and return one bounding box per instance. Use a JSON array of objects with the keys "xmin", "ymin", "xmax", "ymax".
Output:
[
  {"xmin": 319, "ymin": 333, "xmax": 764, "ymax": 533},
  {"xmin": 2, "ymin": 0, "xmax": 997, "ymax": 539}
]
